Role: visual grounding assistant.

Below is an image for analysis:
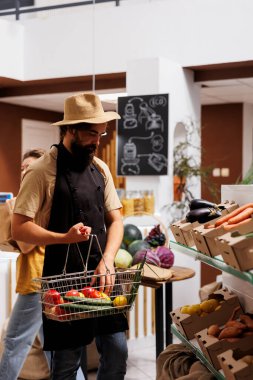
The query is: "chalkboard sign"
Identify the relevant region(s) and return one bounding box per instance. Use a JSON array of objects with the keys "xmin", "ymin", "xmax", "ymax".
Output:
[{"xmin": 117, "ymin": 94, "xmax": 169, "ymax": 176}]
